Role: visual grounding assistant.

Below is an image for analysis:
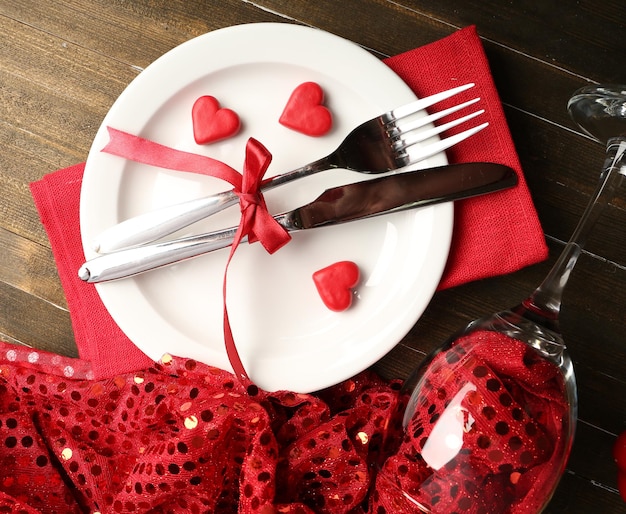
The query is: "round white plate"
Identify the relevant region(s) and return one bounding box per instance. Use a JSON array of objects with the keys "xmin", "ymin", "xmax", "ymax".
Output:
[{"xmin": 80, "ymin": 23, "xmax": 453, "ymax": 393}]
